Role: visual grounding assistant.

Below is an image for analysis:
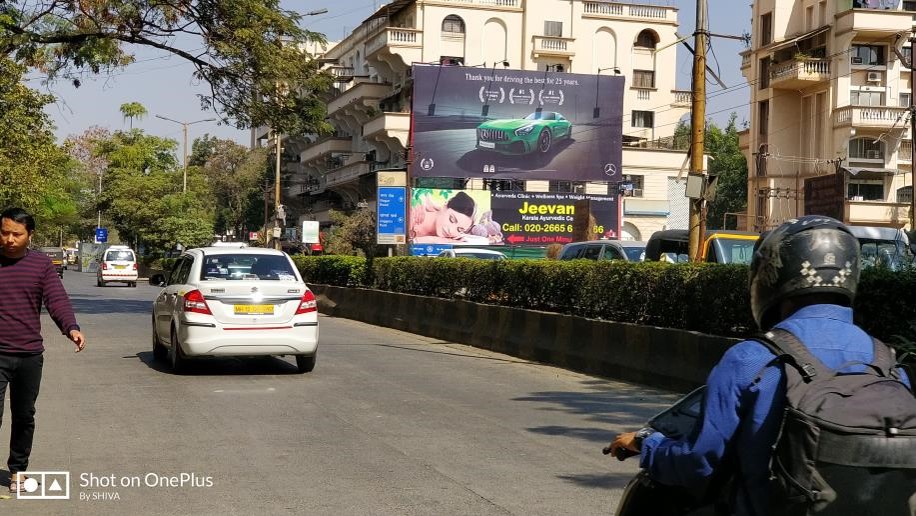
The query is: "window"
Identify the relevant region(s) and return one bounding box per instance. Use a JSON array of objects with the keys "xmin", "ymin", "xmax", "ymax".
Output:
[
  {"xmin": 906, "ymin": 0, "xmax": 916, "ymax": 10},
  {"xmin": 758, "ymin": 101, "xmax": 769, "ymax": 137},
  {"xmin": 544, "ymin": 21, "xmax": 563, "ymax": 37},
  {"xmin": 632, "ymin": 70, "xmax": 656, "ymax": 88},
  {"xmin": 635, "ymin": 29, "xmax": 657, "ymax": 49},
  {"xmin": 622, "ymin": 174, "xmax": 644, "ymax": 197},
  {"xmin": 806, "ymin": 6, "xmax": 814, "ymax": 31},
  {"xmin": 901, "ymin": 93, "xmax": 911, "ymax": 107},
  {"xmin": 760, "ymin": 13, "xmax": 773, "ymax": 46},
  {"xmin": 899, "ymin": 186, "xmax": 913, "ymax": 203},
  {"xmin": 850, "ymin": 90, "xmax": 885, "ymax": 106},
  {"xmin": 200, "ymin": 254, "xmax": 297, "ymax": 281},
  {"xmin": 105, "ymin": 250, "xmax": 135, "ymax": 262},
  {"xmin": 759, "ymin": 57, "xmax": 771, "ymax": 89},
  {"xmin": 851, "ymin": 44, "xmax": 885, "ymax": 66},
  {"xmin": 442, "ymin": 15, "xmax": 465, "ymax": 34},
  {"xmin": 819, "ymin": 1, "xmax": 827, "ymax": 26},
  {"xmin": 631, "ymin": 110, "xmax": 654, "ymax": 128},
  {"xmin": 439, "ymin": 56, "xmax": 464, "ymax": 66},
  {"xmin": 848, "ymin": 137, "xmax": 885, "ymax": 160},
  {"xmin": 848, "ymin": 179, "xmax": 884, "ymax": 201}
]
